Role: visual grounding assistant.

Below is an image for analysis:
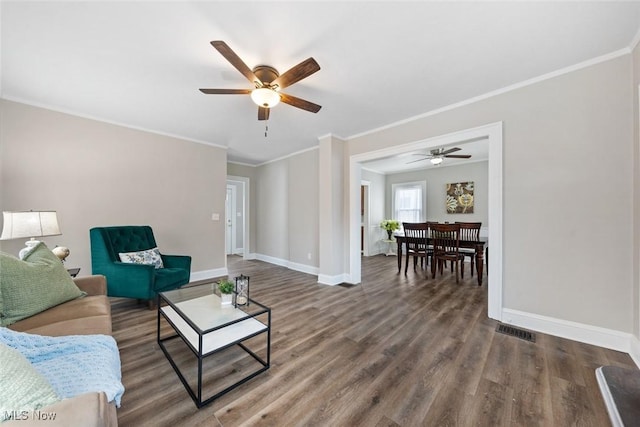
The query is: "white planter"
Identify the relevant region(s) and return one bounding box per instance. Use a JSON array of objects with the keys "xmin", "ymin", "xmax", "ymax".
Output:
[{"xmin": 220, "ymin": 293, "xmax": 233, "ymax": 306}]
